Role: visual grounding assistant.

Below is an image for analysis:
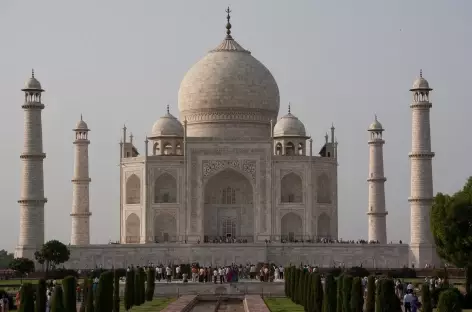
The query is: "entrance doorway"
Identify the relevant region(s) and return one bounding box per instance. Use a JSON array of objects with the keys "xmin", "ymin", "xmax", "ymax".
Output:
[{"xmin": 222, "ymin": 218, "xmax": 236, "ymax": 238}]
